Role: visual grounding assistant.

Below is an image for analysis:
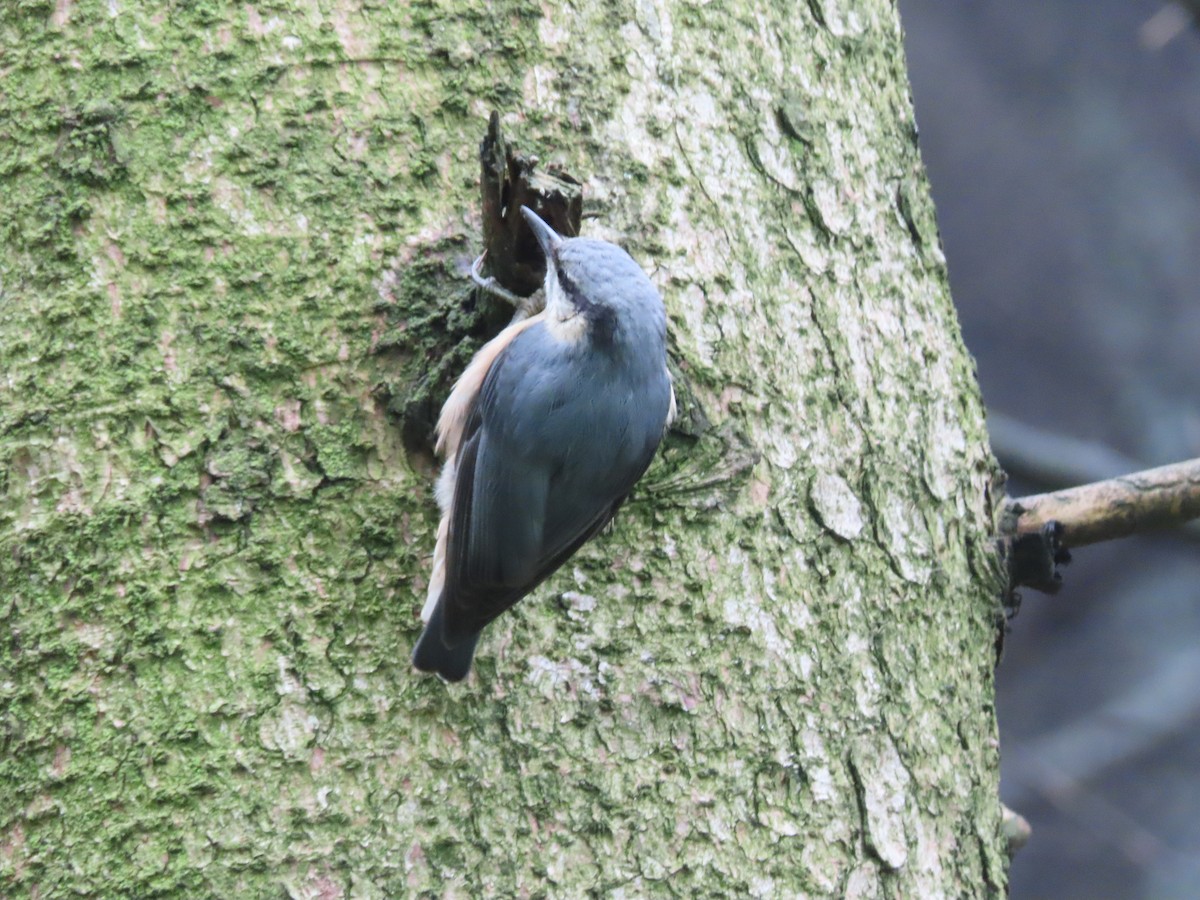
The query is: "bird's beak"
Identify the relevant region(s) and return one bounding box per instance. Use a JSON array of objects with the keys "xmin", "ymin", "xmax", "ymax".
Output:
[{"xmin": 521, "ymin": 206, "xmax": 564, "ymax": 259}]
